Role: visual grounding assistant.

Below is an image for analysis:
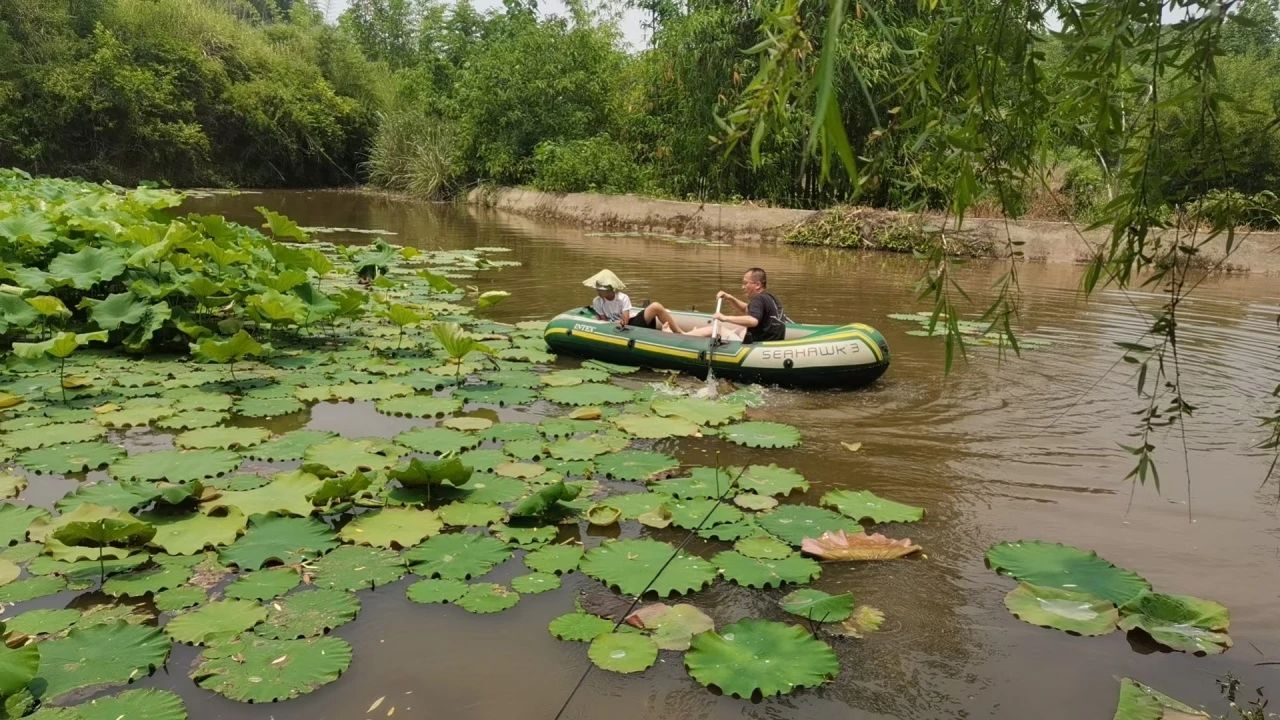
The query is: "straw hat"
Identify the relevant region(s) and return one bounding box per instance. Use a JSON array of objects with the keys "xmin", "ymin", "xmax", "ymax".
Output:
[{"xmin": 582, "ymin": 269, "xmax": 627, "ymax": 291}]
